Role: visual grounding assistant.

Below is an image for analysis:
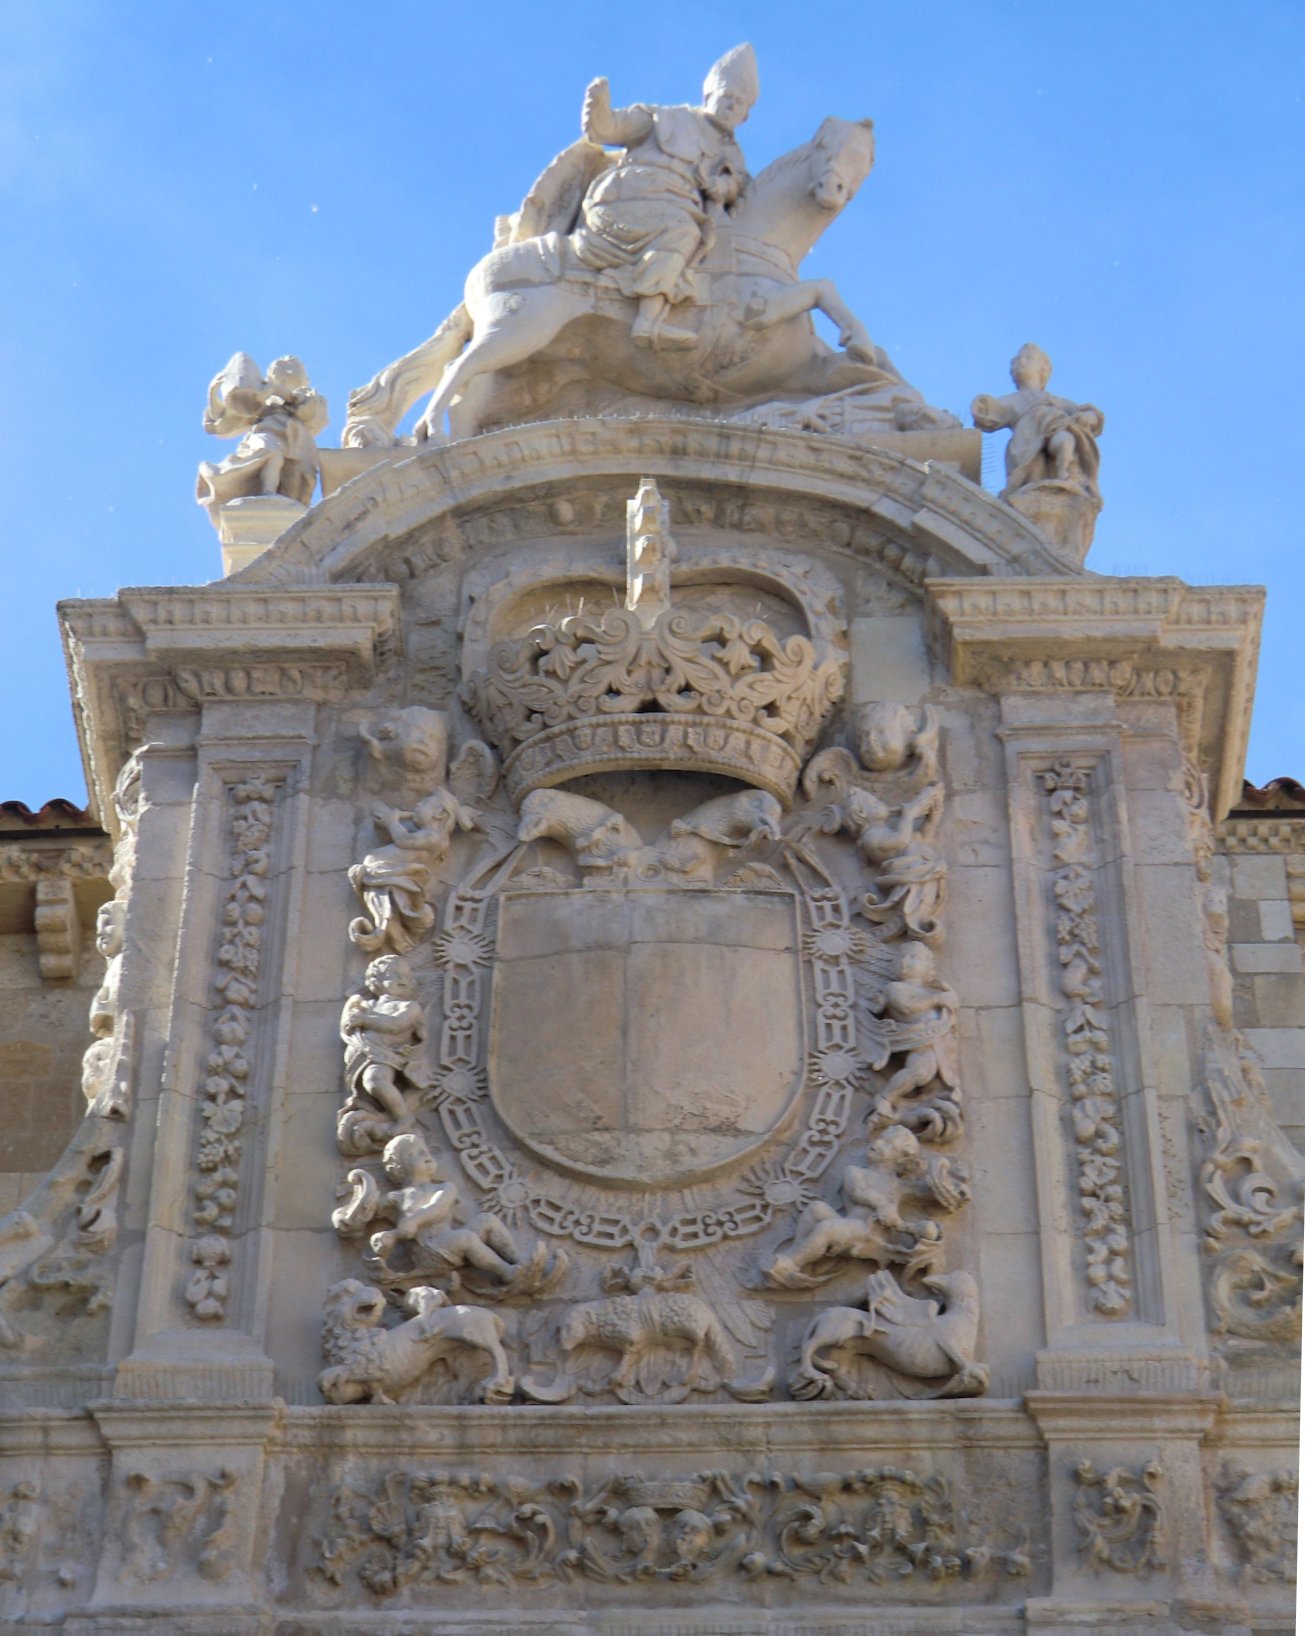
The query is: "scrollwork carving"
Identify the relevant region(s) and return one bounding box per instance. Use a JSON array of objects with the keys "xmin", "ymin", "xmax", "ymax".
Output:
[
  {"xmin": 120, "ymin": 1467, "xmax": 239, "ymax": 1584},
  {"xmin": 1200, "ymin": 1028, "xmax": 1303, "ymax": 1346},
  {"xmin": 0, "ymin": 1121, "xmax": 122, "ymax": 1350},
  {"xmin": 1072, "ymin": 1459, "xmax": 1165, "ymax": 1574},
  {"xmin": 312, "ymin": 1464, "xmax": 1029, "ymax": 1597}
]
